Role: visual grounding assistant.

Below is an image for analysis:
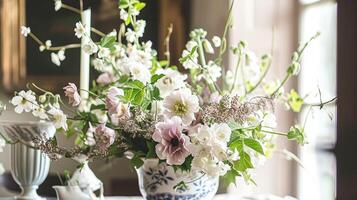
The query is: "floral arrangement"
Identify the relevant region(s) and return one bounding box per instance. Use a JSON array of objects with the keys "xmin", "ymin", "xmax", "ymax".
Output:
[{"xmin": 3, "ymin": 0, "xmax": 334, "ymax": 188}]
